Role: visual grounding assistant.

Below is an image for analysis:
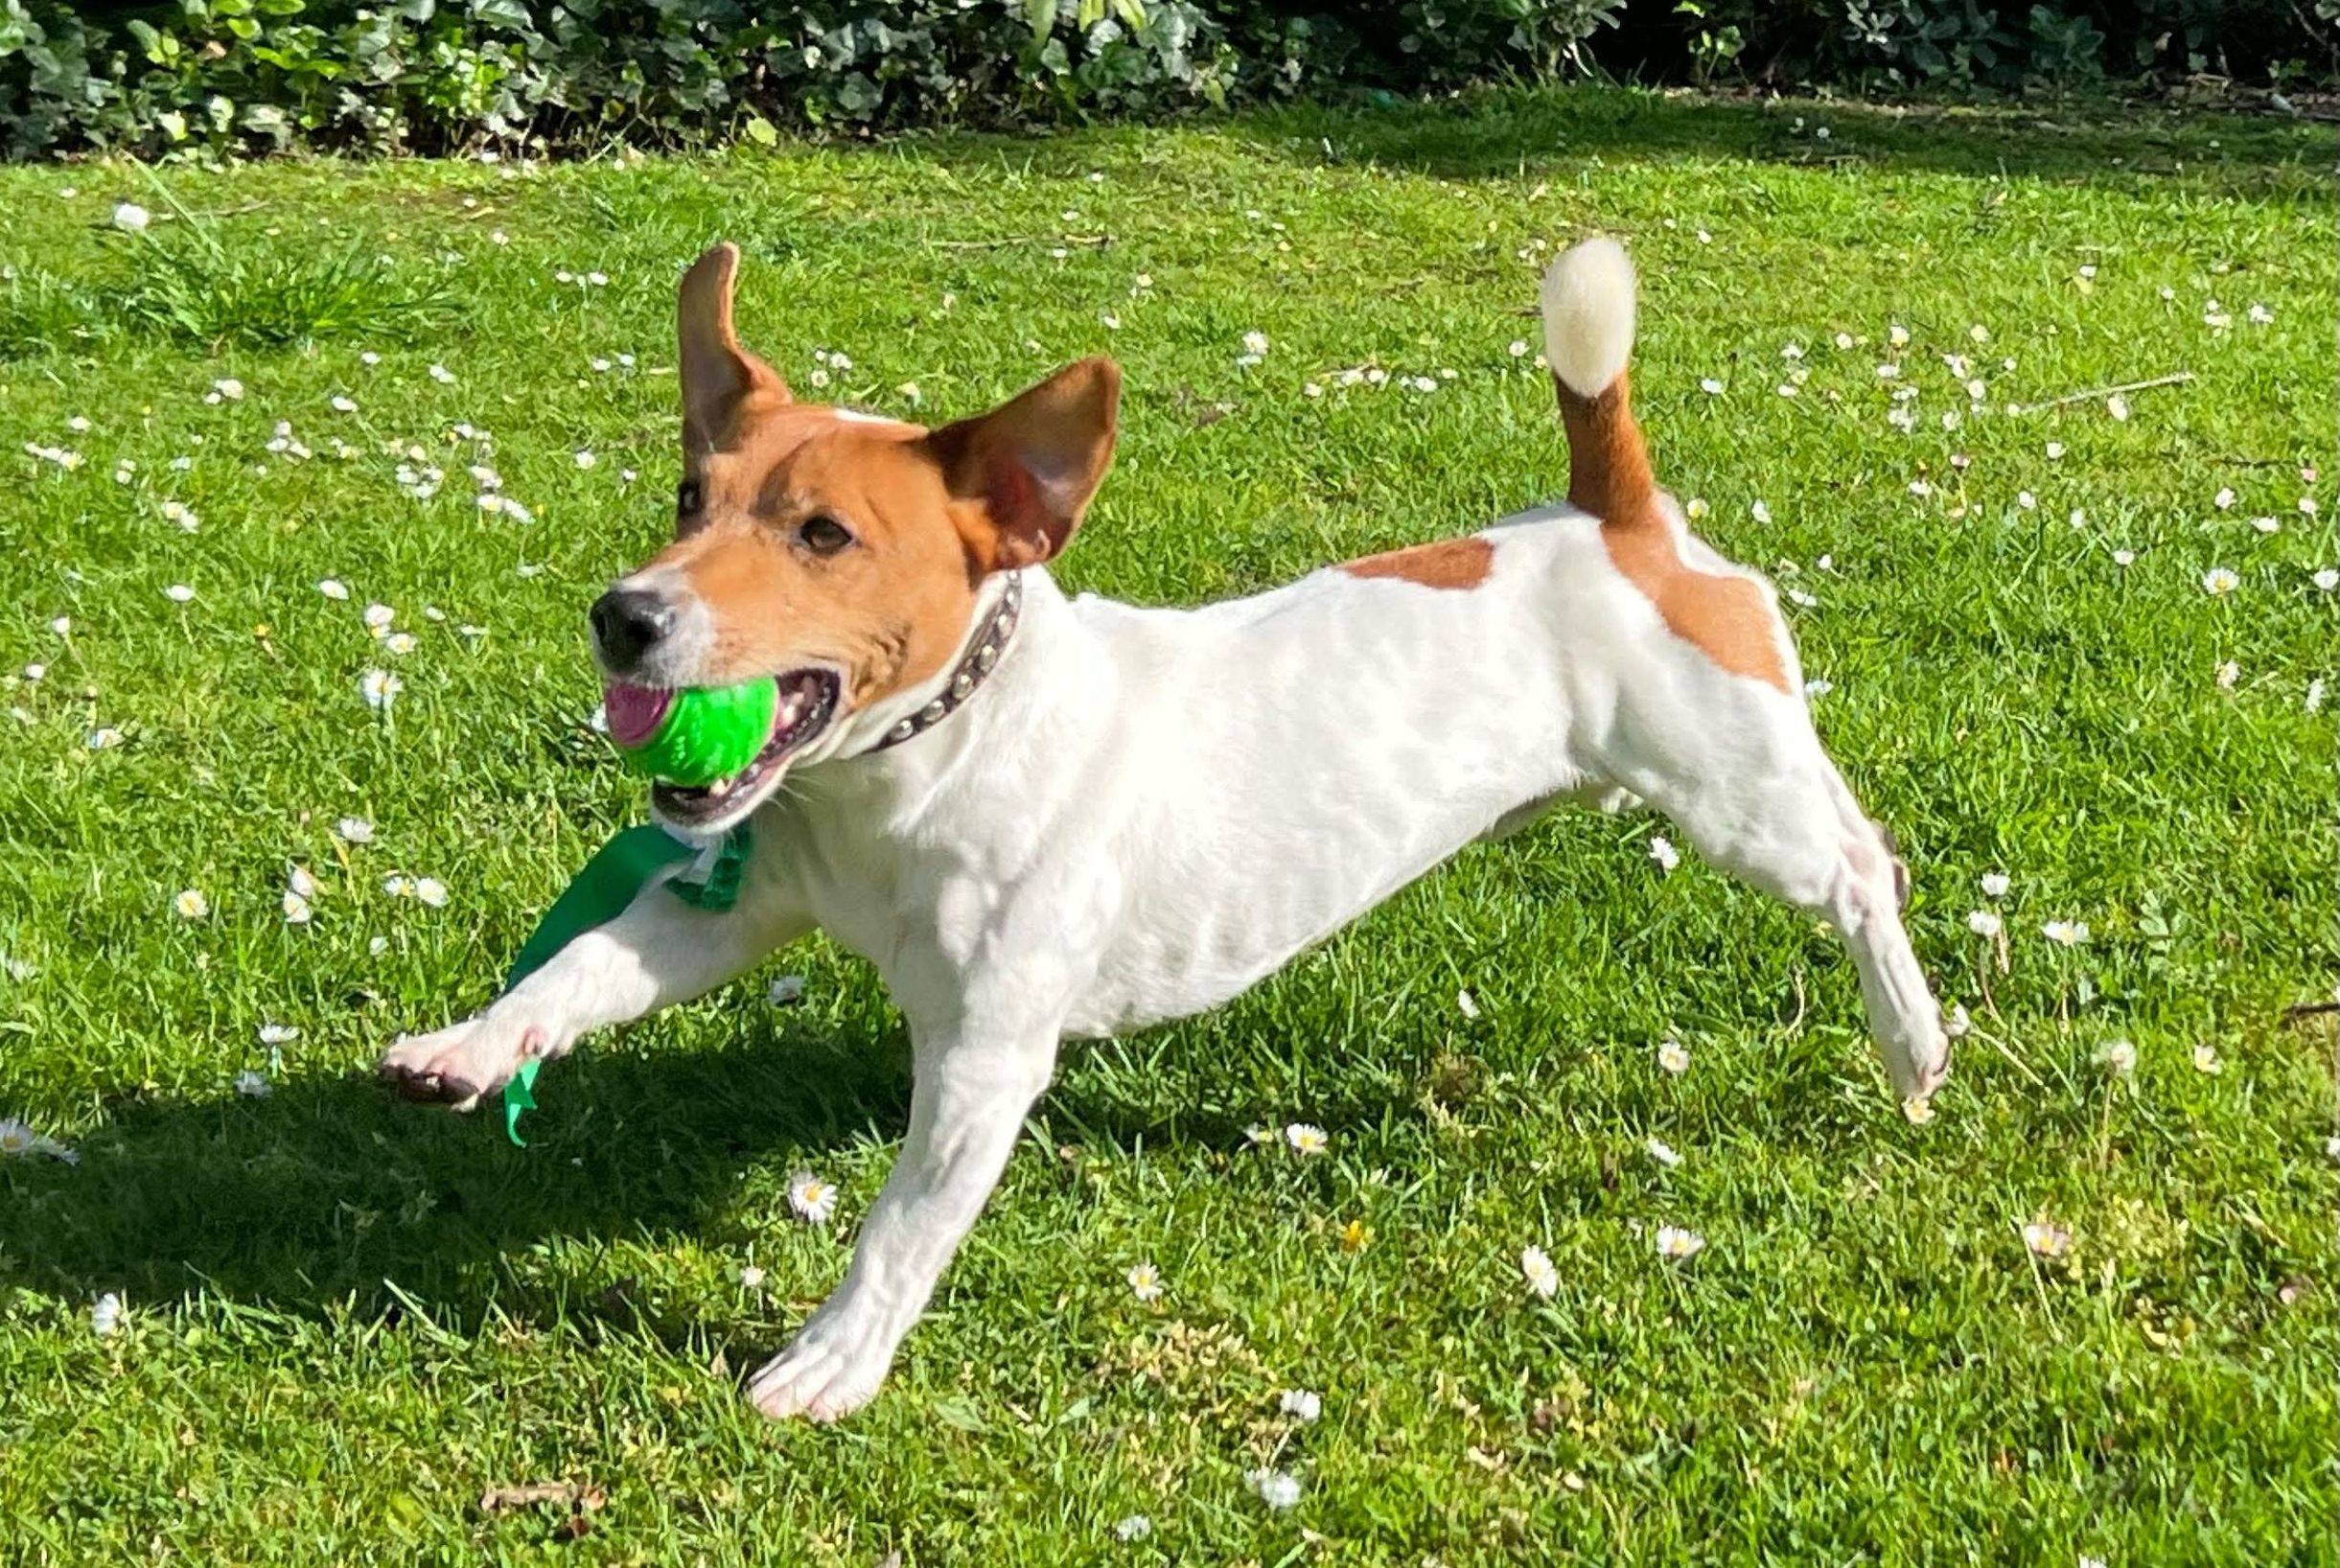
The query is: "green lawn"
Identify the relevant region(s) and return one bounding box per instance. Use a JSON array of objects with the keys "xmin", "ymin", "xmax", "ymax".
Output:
[{"xmin": 0, "ymin": 90, "xmax": 2333, "ymax": 1564}]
